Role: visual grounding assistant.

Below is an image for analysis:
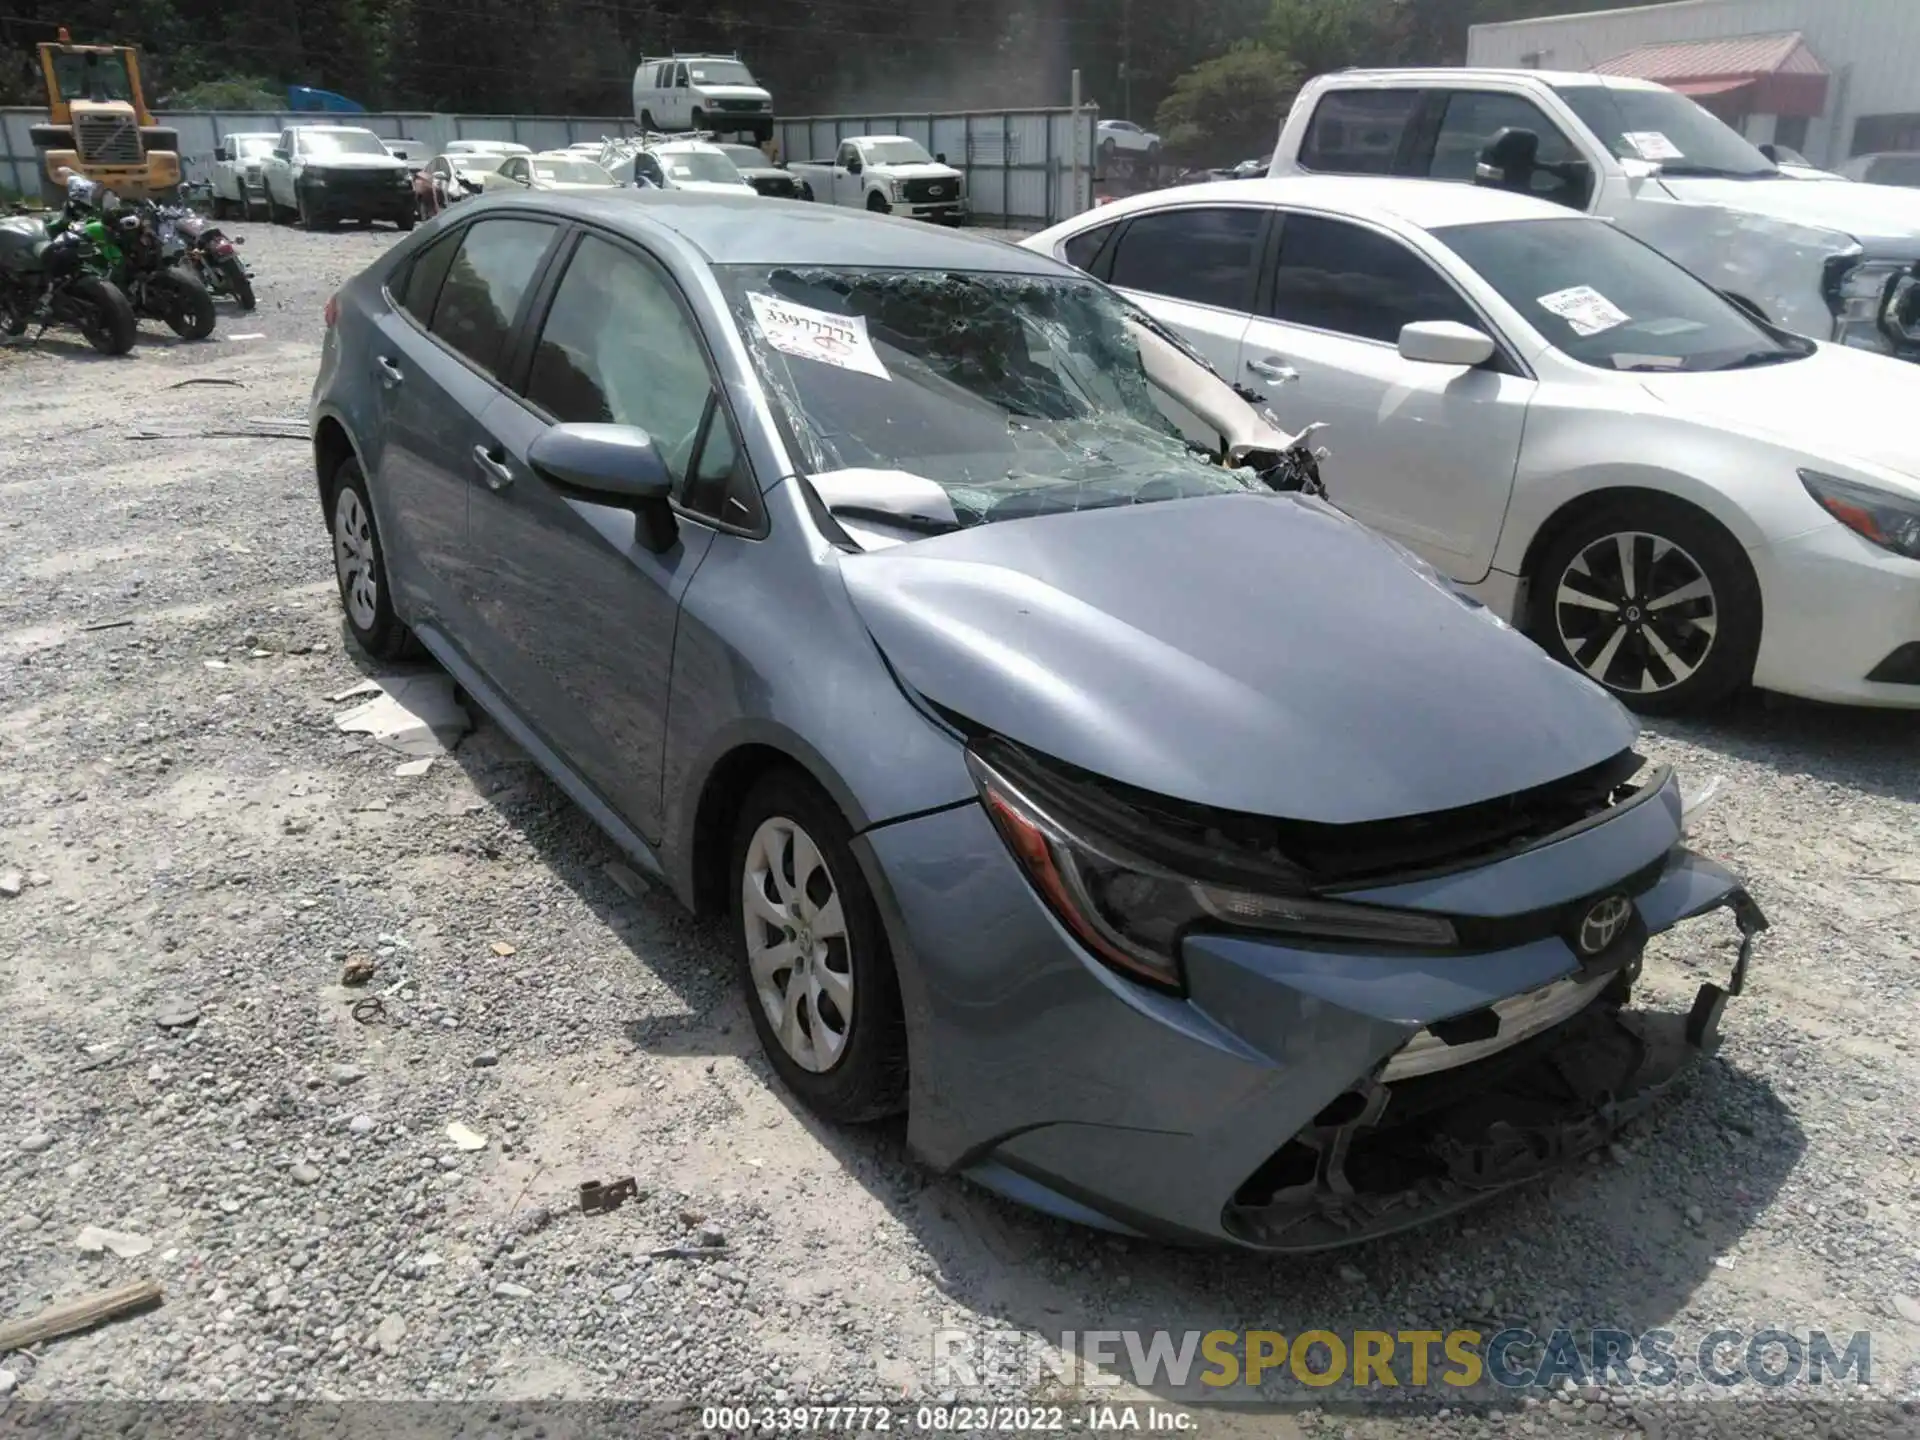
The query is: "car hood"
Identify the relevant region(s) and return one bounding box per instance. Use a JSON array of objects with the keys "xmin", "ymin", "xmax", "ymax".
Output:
[
  {"xmin": 299, "ymin": 154, "xmax": 409, "ymax": 172},
  {"xmin": 694, "ymin": 84, "xmax": 770, "ymax": 102},
  {"xmin": 670, "ymin": 178, "xmax": 755, "ymax": 195},
  {"xmin": 1638, "ymin": 344, "xmax": 1920, "ymax": 486},
  {"xmin": 534, "ymin": 181, "xmax": 617, "ymax": 192},
  {"xmin": 1659, "ymin": 174, "xmax": 1920, "ymax": 255},
  {"xmin": 837, "ymin": 493, "xmax": 1637, "ymax": 824},
  {"xmin": 871, "ymin": 162, "xmax": 962, "ymax": 180}
]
